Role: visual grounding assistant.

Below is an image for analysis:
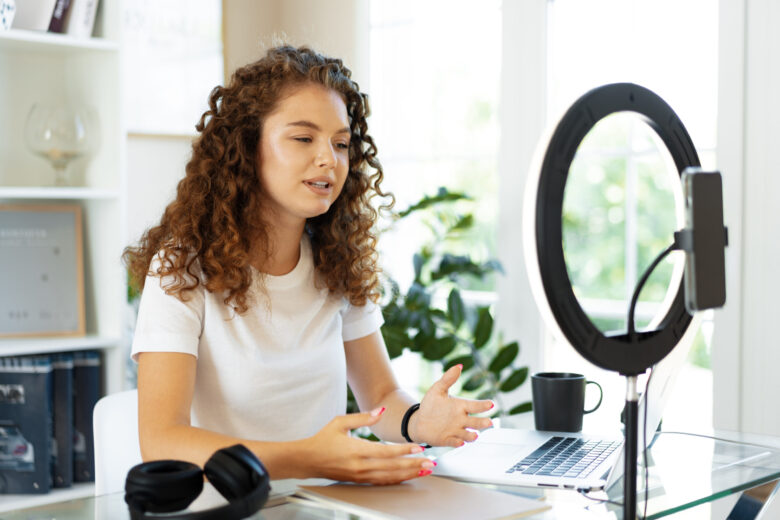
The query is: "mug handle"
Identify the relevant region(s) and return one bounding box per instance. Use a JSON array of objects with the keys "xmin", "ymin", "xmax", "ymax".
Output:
[{"xmin": 583, "ymin": 380, "xmax": 603, "ymax": 414}]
